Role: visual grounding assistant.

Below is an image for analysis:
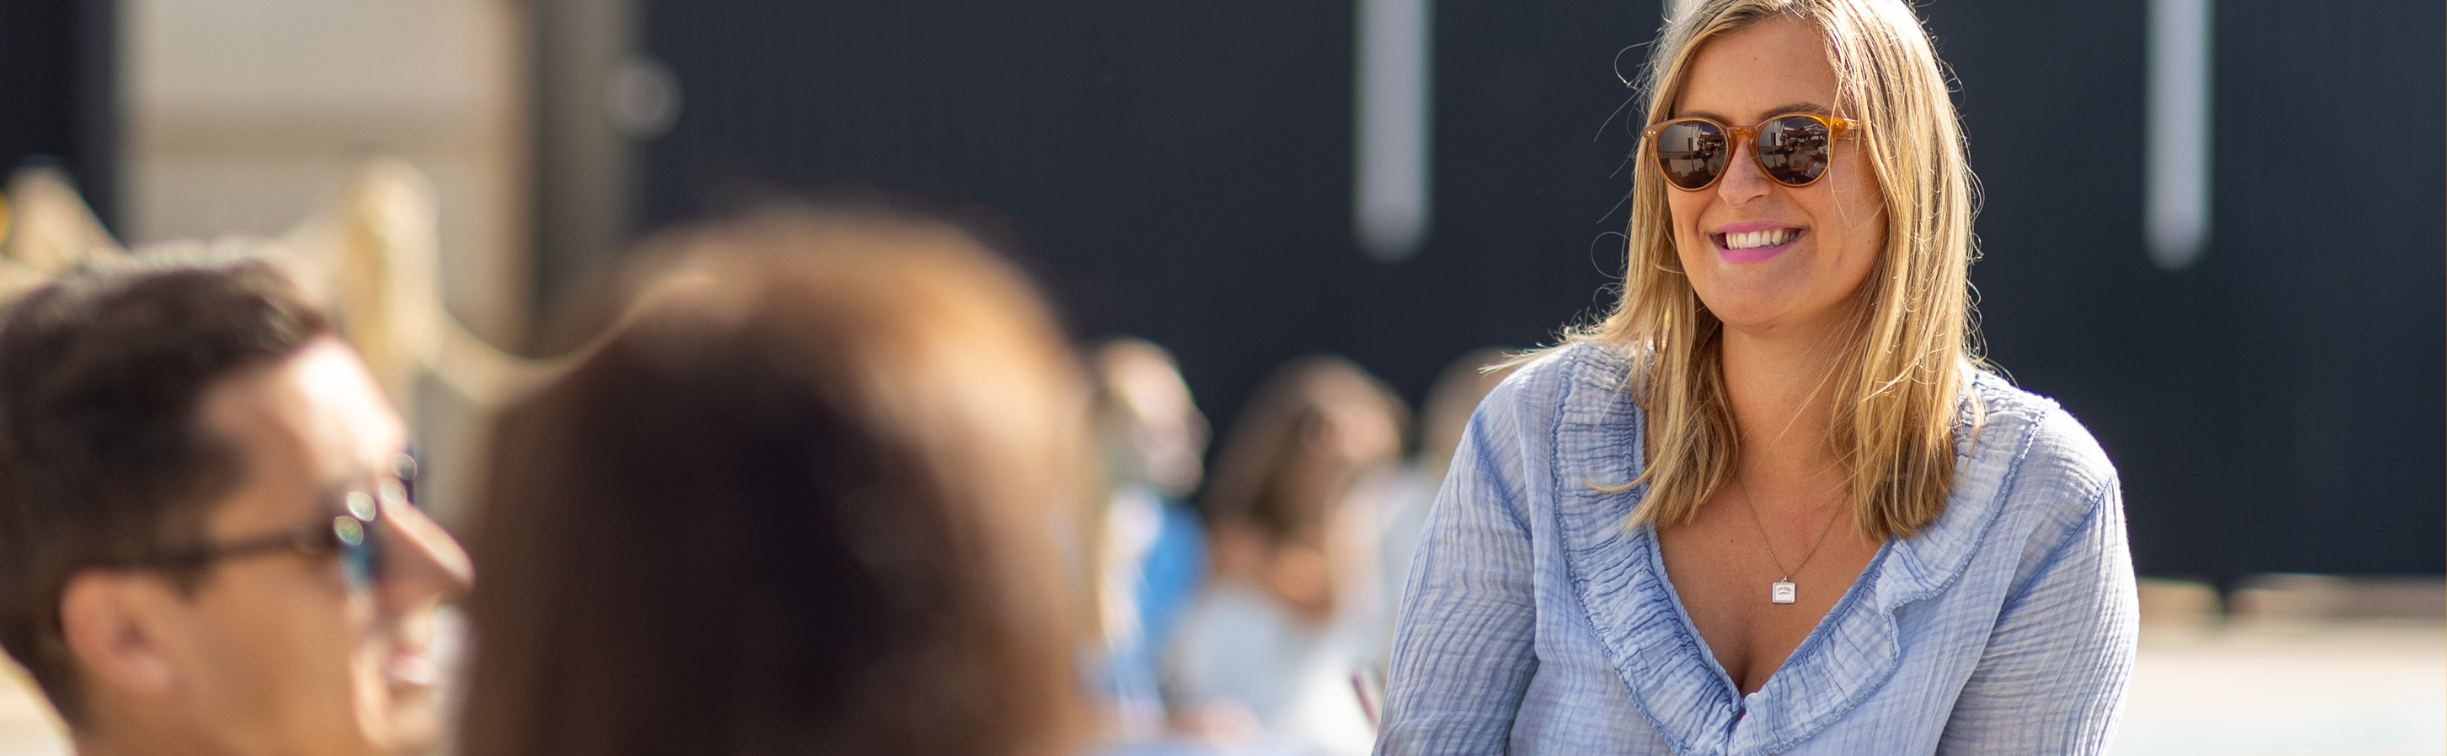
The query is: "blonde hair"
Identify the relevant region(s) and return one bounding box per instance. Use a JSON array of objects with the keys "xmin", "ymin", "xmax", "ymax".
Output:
[{"xmin": 1579, "ymin": 0, "xmax": 1980, "ymax": 540}]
